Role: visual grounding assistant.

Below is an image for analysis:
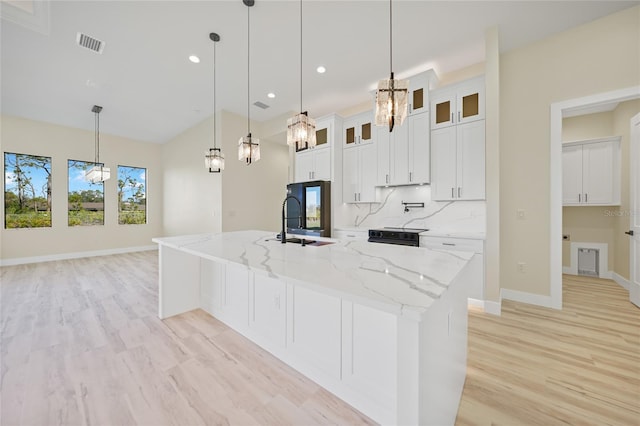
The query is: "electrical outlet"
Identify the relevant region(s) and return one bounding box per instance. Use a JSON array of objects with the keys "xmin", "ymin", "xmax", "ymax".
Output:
[
  {"xmin": 517, "ymin": 262, "xmax": 526, "ymax": 273},
  {"xmin": 563, "ymin": 234, "xmax": 570, "ymax": 241}
]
